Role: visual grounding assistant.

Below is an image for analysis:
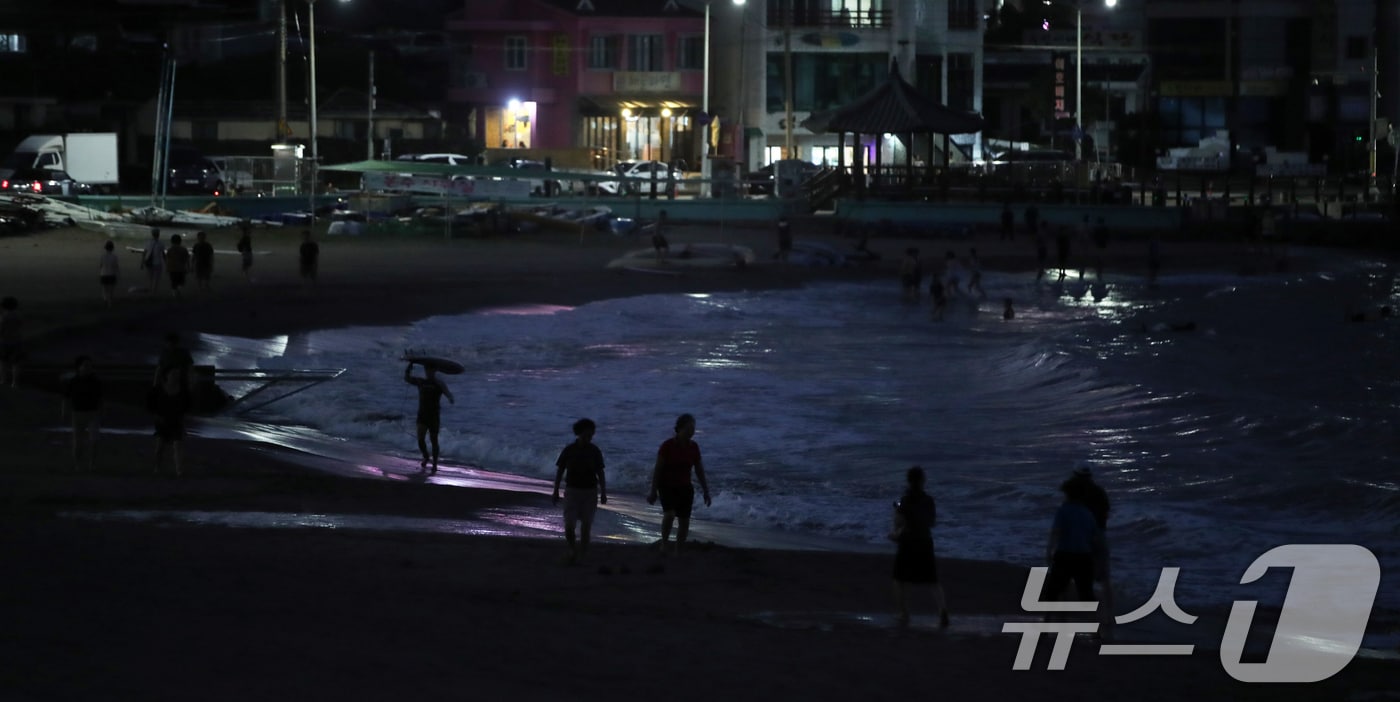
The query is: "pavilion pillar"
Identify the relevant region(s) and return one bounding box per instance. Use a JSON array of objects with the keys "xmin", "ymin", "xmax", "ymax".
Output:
[
  {"xmin": 905, "ymin": 132, "xmax": 914, "ymax": 195},
  {"xmin": 854, "ymin": 133, "xmax": 865, "ymax": 201},
  {"xmin": 874, "ymin": 133, "xmax": 883, "ymax": 193},
  {"xmin": 838, "ymin": 131, "xmax": 847, "ymax": 190},
  {"xmin": 943, "ymin": 132, "xmax": 952, "ymax": 202}
]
